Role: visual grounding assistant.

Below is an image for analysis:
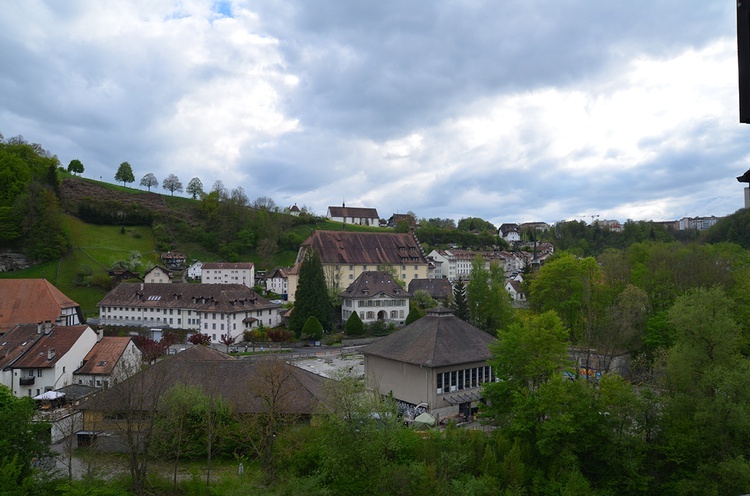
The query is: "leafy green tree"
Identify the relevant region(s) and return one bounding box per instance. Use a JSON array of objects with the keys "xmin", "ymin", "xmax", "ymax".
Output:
[
  {"xmin": 528, "ymin": 252, "xmax": 609, "ymax": 346},
  {"xmin": 67, "ymin": 158, "xmax": 84, "ymax": 175},
  {"xmin": 115, "ymin": 161, "xmax": 135, "ymax": 186},
  {"xmin": 139, "ymin": 173, "xmax": 158, "ymax": 192},
  {"xmin": 345, "ymin": 311, "xmax": 365, "ymax": 336},
  {"xmin": 411, "ymin": 289, "xmax": 437, "ymax": 310},
  {"xmin": 657, "ymin": 286, "xmax": 750, "ymax": 494},
  {"xmin": 290, "ymin": 251, "xmax": 332, "ymax": 336},
  {"xmin": 301, "ymin": 316, "xmax": 324, "ymax": 341},
  {"xmin": 466, "ymin": 257, "xmax": 515, "ymax": 334},
  {"xmin": 162, "ymin": 174, "xmax": 183, "ymax": 196},
  {"xmin": 451, "ymin": 278, "xmax": 469, "ymax": 321},
  {"xmin": 0, "ymin": 385, "xmax": 50, "ymax": 488},
  {"xmin": 186, "ymin": 177, "xmax": 204, "ymax": 199}
]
